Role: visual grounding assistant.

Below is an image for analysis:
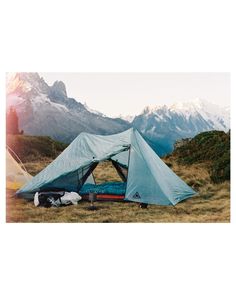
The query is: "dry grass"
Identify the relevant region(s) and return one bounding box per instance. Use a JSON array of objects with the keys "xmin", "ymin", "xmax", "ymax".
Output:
[
  {"xmin": 6, "ymin": 158, "xmax": 230, "ymax": 223},
  {"xmin": 93, "ymin": 161, "xmax": 122, "ymax": 183},
  {"xmin": 23, "ymin": 157, "xmax": 53, "ymax": 176}
]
